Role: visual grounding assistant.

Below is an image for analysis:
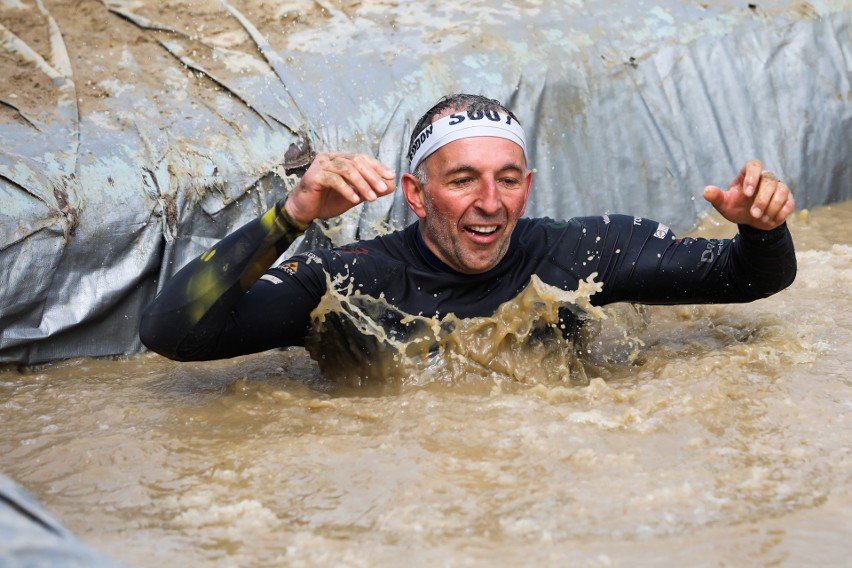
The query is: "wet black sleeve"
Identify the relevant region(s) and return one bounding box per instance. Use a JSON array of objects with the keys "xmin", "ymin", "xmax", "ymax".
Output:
[
  {"xmin": 139, "ymin": 200, "xmax": 325, "ymax": 361},
  {"xmin": 590, "ymin": 217, "xmax": 796, "ymax": 305}
]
